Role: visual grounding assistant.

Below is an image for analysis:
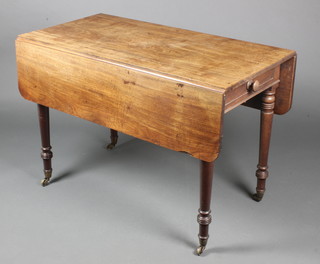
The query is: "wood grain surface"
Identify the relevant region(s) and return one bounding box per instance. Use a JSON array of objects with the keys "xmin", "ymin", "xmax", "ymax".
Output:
[
  {"xmin": 16, "ymin": 14, "xmax": 297, "ymax": 161},
  {"xmin": 17, "ymin": 14, "xmax": 296, "ymax": 93},
  {"xmin": 17, "ymin": 41, "xmax": 224, "ymax": 162}
]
